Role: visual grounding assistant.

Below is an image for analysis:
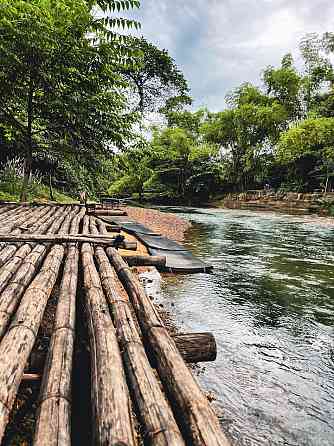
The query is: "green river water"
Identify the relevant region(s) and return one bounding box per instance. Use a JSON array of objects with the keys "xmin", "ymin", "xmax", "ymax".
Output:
[{"xmin": 157, "ymin": 208, "xmax": 334, "ymax": 446}]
